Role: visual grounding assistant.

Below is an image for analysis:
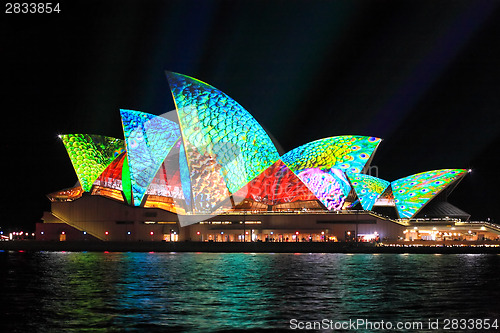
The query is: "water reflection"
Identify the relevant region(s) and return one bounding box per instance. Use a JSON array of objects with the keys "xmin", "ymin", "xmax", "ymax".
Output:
[{"xmin": 1, "ymin": 252, "xmax": 500, "ymax": 332}]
